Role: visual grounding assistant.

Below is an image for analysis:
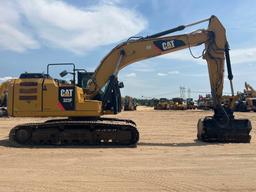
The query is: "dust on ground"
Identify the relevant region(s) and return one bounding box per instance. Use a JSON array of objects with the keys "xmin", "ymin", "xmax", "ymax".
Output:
[{"xmin": 0, "ymin": 108, "xmax": 255, "ymax": 192}]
